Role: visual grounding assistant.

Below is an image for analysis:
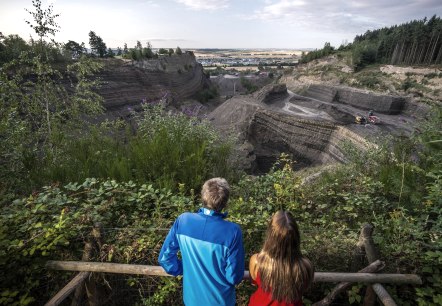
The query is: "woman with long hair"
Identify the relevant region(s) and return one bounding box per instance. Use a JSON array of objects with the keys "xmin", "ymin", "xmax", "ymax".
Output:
[{"xmin": 249, "ymin": 210, "xmax": 314, "ymax": 306}]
